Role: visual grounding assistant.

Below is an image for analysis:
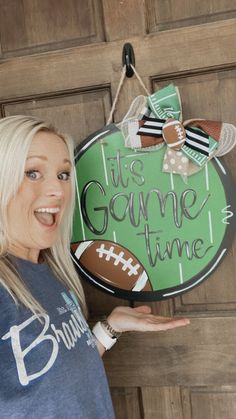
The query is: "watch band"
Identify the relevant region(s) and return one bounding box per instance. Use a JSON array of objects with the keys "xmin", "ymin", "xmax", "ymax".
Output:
[
  {"xmin": 102, "ymin": 319, "xmax": 122, "ymax": 339},
  {"xmin": 92, "ymin": 321, "xmax": 117, "ymax": 350}
]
